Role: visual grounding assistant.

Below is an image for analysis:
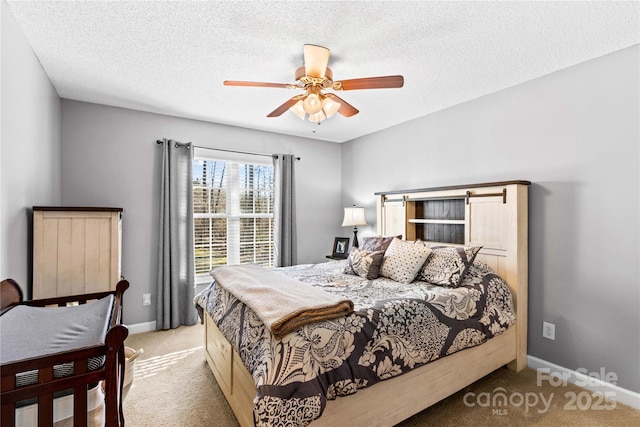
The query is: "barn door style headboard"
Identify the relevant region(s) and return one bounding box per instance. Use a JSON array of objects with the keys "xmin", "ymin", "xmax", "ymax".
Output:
[{"xmin": 375, "ymin": 180, "xmax": 530, "ymax": 370}]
